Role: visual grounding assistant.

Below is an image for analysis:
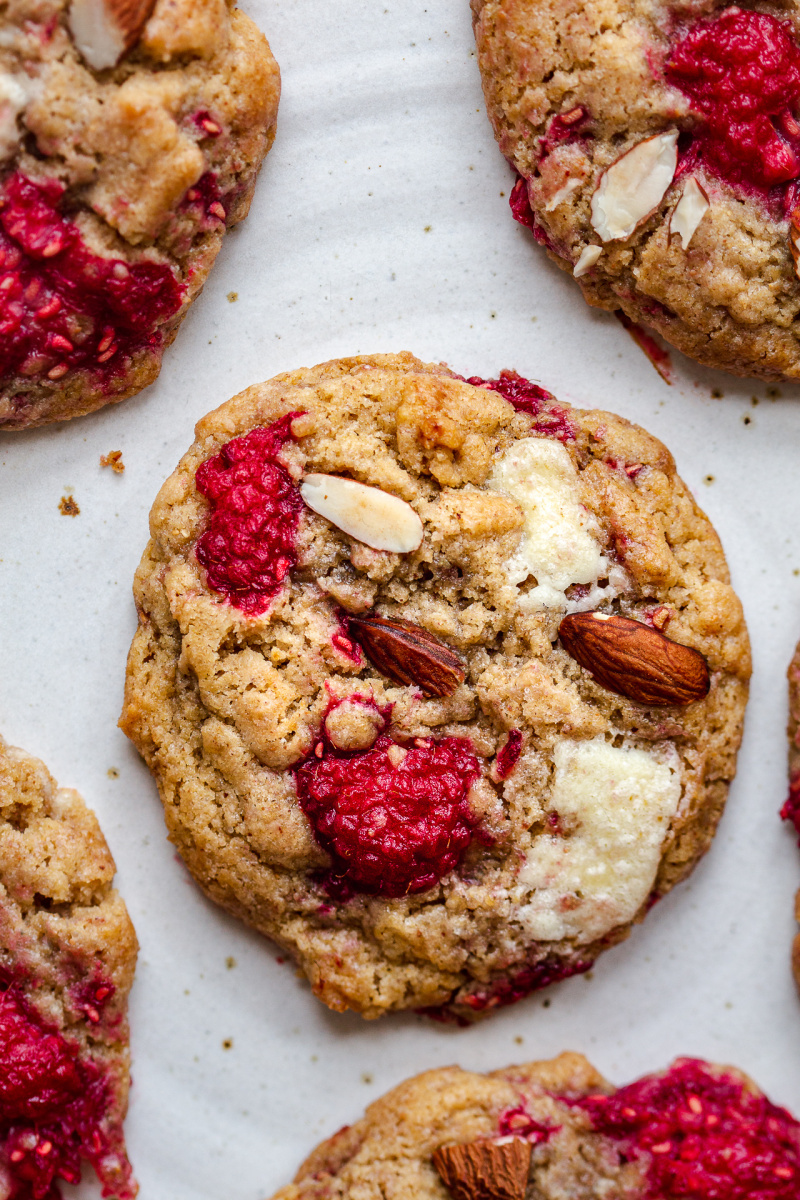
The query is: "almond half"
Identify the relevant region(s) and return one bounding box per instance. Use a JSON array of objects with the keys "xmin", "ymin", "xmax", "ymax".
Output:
[
  {"xmin": 591, "ymin": 130, "xmax": 679, "ymax": 243},
  {"xmin": 670, "ymin": 176, "xmax": 709, "ymax": 249},
  {"xmin": 559, "ymin": 611, "xmax": 710, "ymax": 706},
  {"xmin": 69, "ymin": 0, "xmax": 156, "ymax": 70},
  {"xmin": 433, "ymin": 1139, "xmax": 532, "ymax": 1200},
  {"xmin": 348, "ymin": 614, "xmax": 465, "ymax": 697},
  {"xmin": 300, "ymin": 474, "xmax": 423, "ymax": 554}
]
